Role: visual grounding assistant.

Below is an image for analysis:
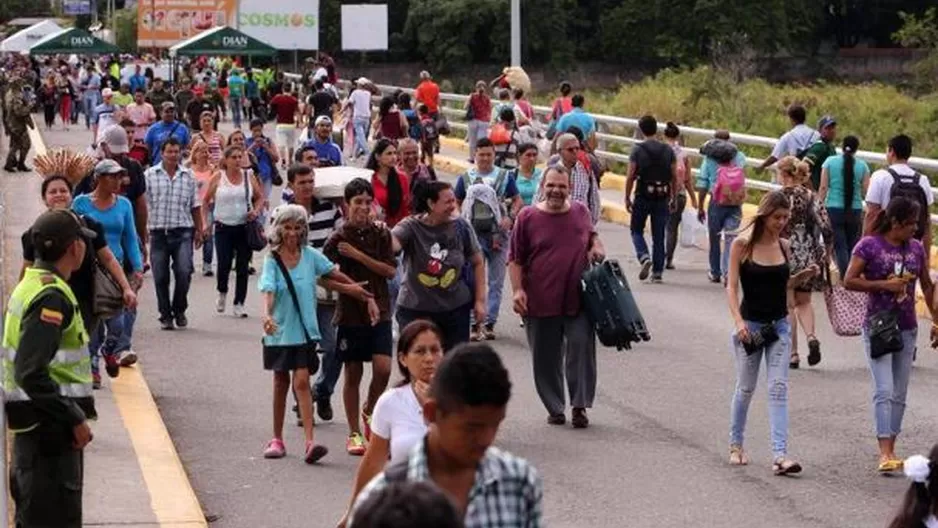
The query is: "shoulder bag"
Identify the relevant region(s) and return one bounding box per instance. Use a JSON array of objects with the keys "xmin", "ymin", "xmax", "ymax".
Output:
[
  {"xmin": 93, "ymin": 262, "xmax": 124, "ymax": 319},
  {"xmin": 244, "ymin": 170, "xmax": 268, "ymax": 251},
  {"xmin": 867, "ymin": 246, "xmax": 907, "ymax": 359},
  {"xmin": 266, "ymin": 252, "xmax": 320, "ymax": 370},
  {"xmin": 823, "ymin": 266, "xmax": 866, "ymax": 337}
]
